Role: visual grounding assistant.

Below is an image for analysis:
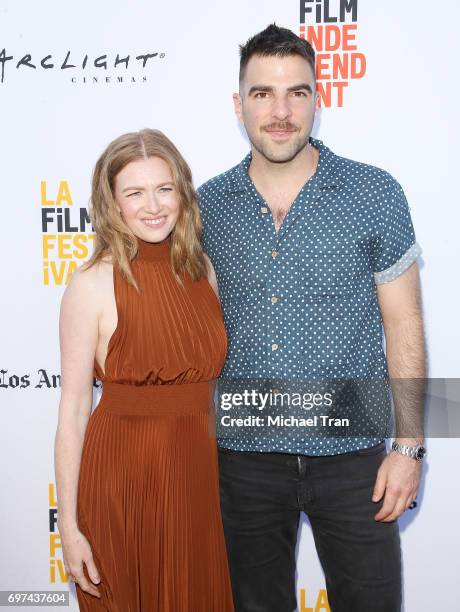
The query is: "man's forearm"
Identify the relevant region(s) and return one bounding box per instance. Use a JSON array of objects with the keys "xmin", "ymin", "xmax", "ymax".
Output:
[{"xmin": 384, "ymin": 312, "xmax": 427, "ymax": 444}]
